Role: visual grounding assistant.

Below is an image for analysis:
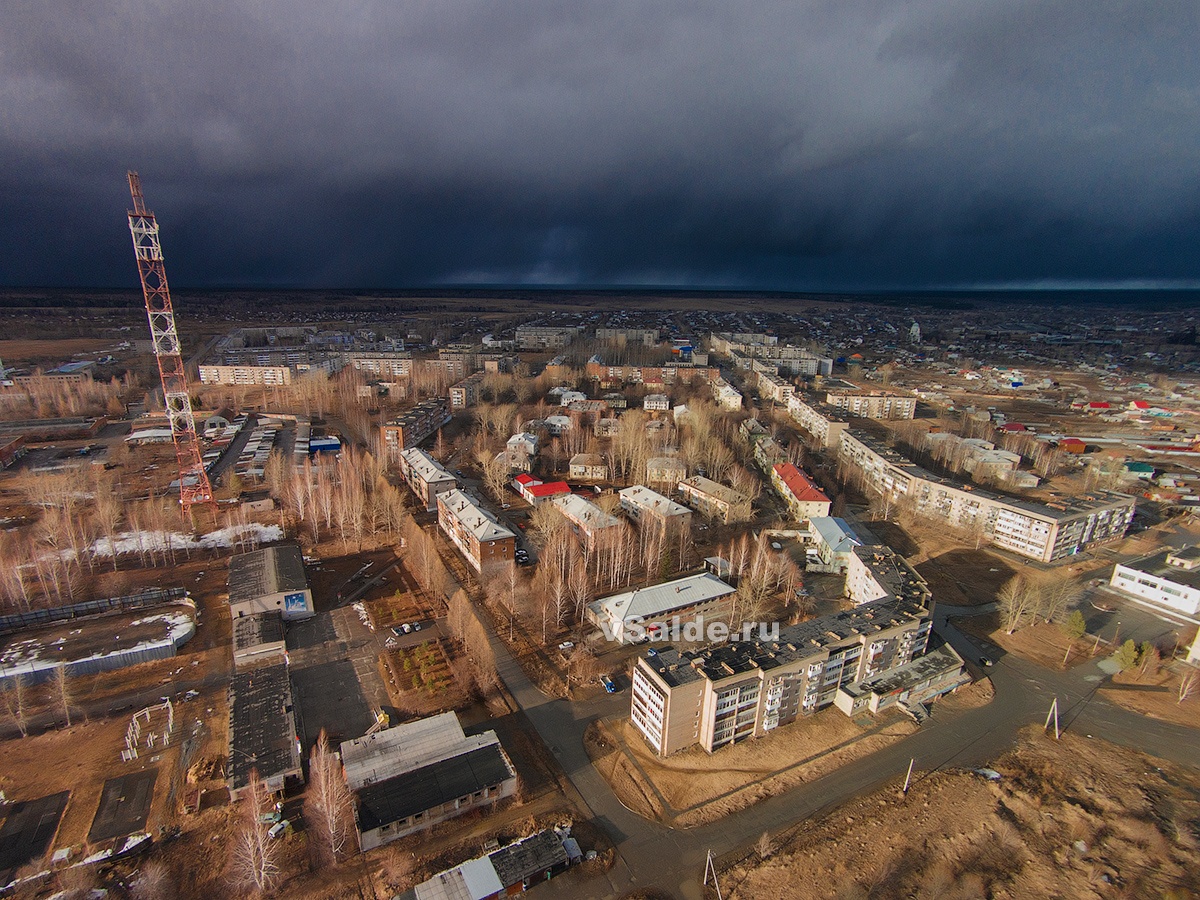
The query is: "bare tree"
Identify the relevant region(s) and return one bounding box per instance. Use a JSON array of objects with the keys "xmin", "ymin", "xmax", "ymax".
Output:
[
  {"xmin": 304, "ymin": 730, "xmax": 356, "ymax": 867},
  {"xmin": 130, "ymin": 861, "xmax": 175, "ymax": 900},
  {"xmin": 229, "ymin": 770, "xmax": 281, "ymax": 895},
  {"xmin": 998, "ymin": 575, "xmax": 1040, "ymax": 634},
  {"xmin": 2, "ymin": 675, "xmax": 29, "ymax": 737},
  {"xmin": 54, "ymin": 664, "xmax": 73, "ymax": 728},
  {"xmin": 1180, "ymin": 668, "xmax": 1199, "ymax": 705}
]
